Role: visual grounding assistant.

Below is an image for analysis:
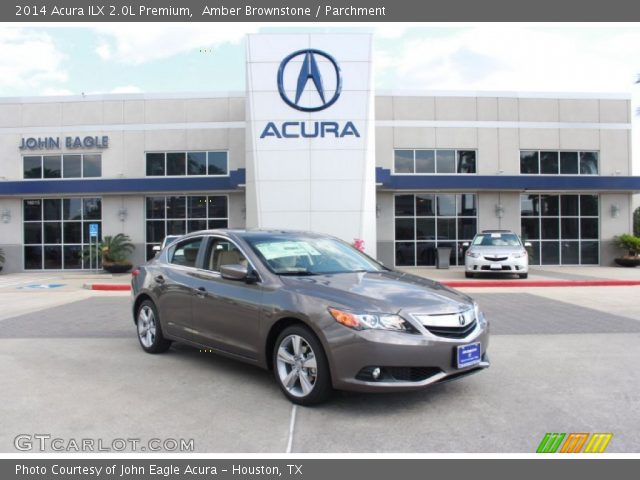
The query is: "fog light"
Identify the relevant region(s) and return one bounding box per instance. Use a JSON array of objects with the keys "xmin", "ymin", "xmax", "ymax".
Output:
[{"xmin": 372, "ymin": 367, "xmax": 381, "ymax": 380}]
